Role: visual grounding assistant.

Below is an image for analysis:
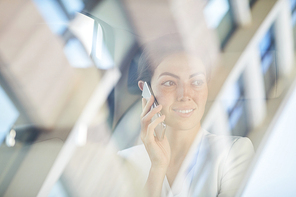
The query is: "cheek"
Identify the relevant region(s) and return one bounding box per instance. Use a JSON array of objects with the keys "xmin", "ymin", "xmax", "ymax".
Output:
[
  {"xmin": 191, "ymin": 86, "xmax": 208, "ymax": 105},
  {"xmin": 155, "ymin": 92, "xmax": 172, "ymax": 105},
  {"xmin": 198, "ymin": 87, "xmax": 208, "ymax": 101},
  {"xmin": 153, "ymin": 85, "xmax": 208, "ymax": 108},
  {"xmin": 154, "ymin": 88, "xmax": 175, "ymax": 109}
]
